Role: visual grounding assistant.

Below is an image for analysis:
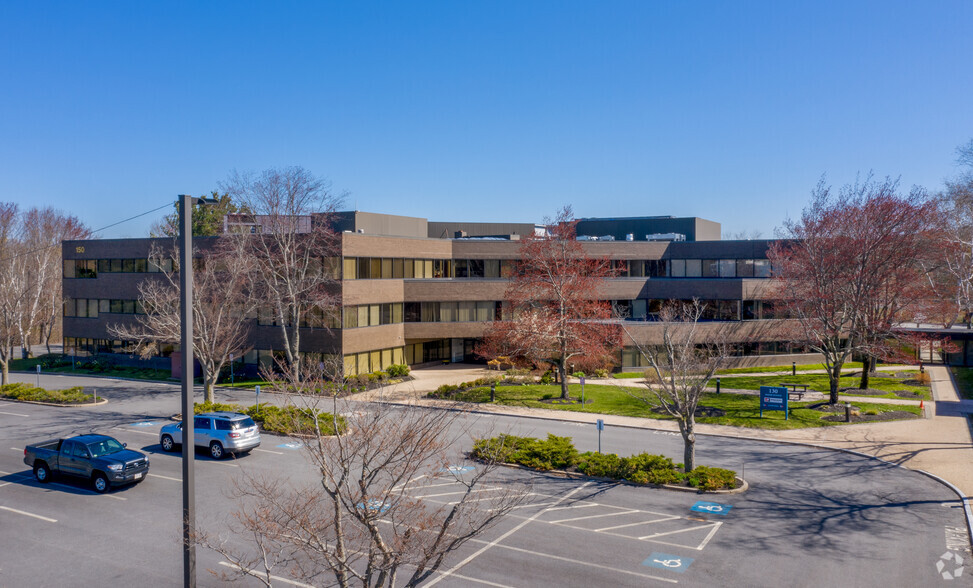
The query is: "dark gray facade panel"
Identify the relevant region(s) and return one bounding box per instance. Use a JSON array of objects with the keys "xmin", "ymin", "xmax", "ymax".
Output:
[
  {"xmin": 427, "ymin": 221, "xmax": 539, "ymax": 239},
  {"xmin": 575, "ymin": 217, "xmax": 720, "ymax": 242}
]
